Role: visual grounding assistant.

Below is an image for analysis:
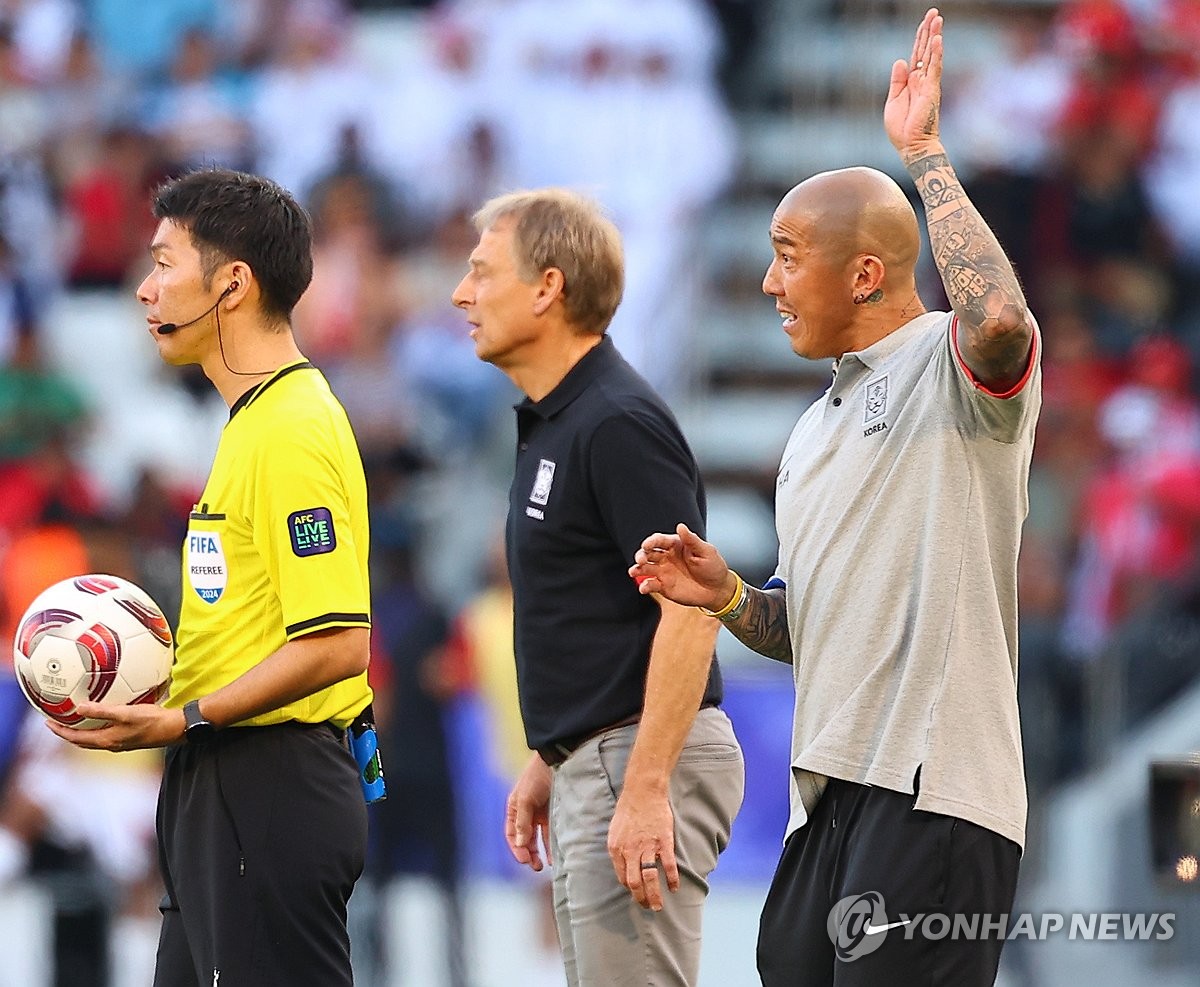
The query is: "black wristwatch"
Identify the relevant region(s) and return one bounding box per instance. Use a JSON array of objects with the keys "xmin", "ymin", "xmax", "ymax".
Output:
[{"xmin": 183, "ymin": 699, "xmax": 216, "ymax": 744}]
